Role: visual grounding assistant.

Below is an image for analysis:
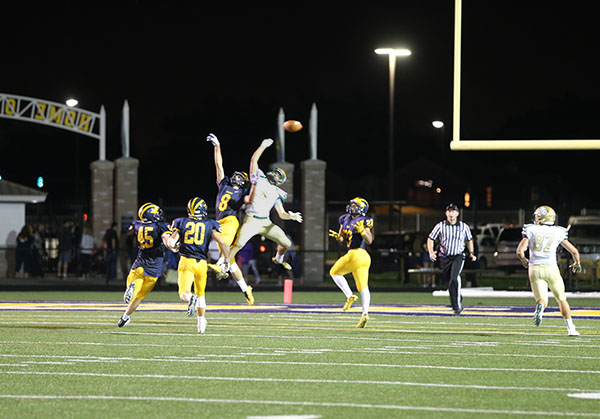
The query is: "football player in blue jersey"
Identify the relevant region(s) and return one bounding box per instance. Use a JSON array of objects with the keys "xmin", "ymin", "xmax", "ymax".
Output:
[
  {"xmin": 328, "ymin": 197, "xmax": 374, "ymax": 328},
  {"xmin": 206, "ymin": 133, "xmax": 255, "ymax": 305},
  {"xmin": 117, "ymin": 202, "xmax": 173, "ymax": 328},
  {"xmin": 166, "ymin": 197, "xmax": 231, "ymax": 334}
]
